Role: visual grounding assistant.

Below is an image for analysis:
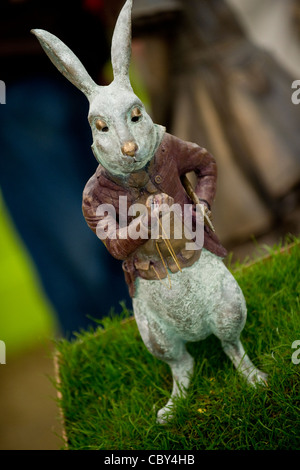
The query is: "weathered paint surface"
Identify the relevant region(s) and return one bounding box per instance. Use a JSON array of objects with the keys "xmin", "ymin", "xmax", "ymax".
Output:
[
  {"xmin": 133, "ymin": 249, "xmax": 267, "ymax": 423},
  {"xmin": 32, "ymin": 0, "xmax": 267, "ymax": 424}
]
